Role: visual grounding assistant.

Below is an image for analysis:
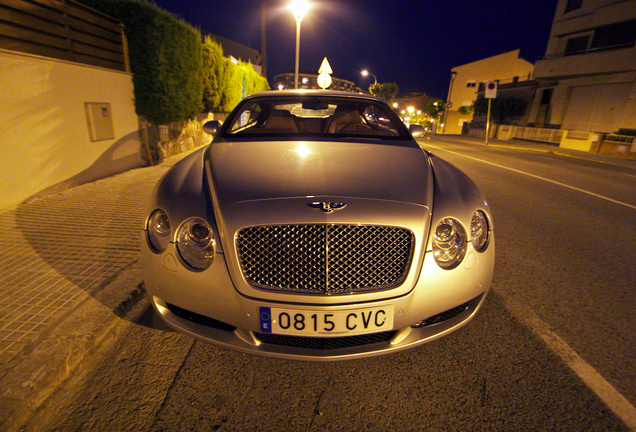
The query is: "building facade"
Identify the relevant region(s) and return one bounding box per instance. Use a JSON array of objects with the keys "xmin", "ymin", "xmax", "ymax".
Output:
[
  {"xmin": 445, "ymin": 50, "xmax": 535, "ymax": 134},
  {"xmin": 530, "ymin": 0, "xmax": 636, "ymax": 133}
]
